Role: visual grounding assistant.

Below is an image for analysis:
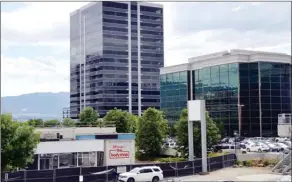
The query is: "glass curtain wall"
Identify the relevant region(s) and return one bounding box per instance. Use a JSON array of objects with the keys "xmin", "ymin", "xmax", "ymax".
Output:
[
  {"xmin": 259, "ymin": 62, "xmax": 291, "ymax": 136},
  {"xmin": 70, "ymin": 2, "xmax": 103, "ymax": 119},
  {"xmin": 193, "ymin": 63, "xmax": 239, "ymax": 136},
  {"xmin": 140, "ymin": 5, "xmax": 164, "ymax": 112},
  {"xmin": 99, "ymin": 2, "xmax": 129, "ymax": 116},
  {"xmin": 160, "ymin": 71, "xmax": 189, "ymax": 124},
  {"xmin": 239, "ymin": 63, "xmax": 260, "ymax": 137}
]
